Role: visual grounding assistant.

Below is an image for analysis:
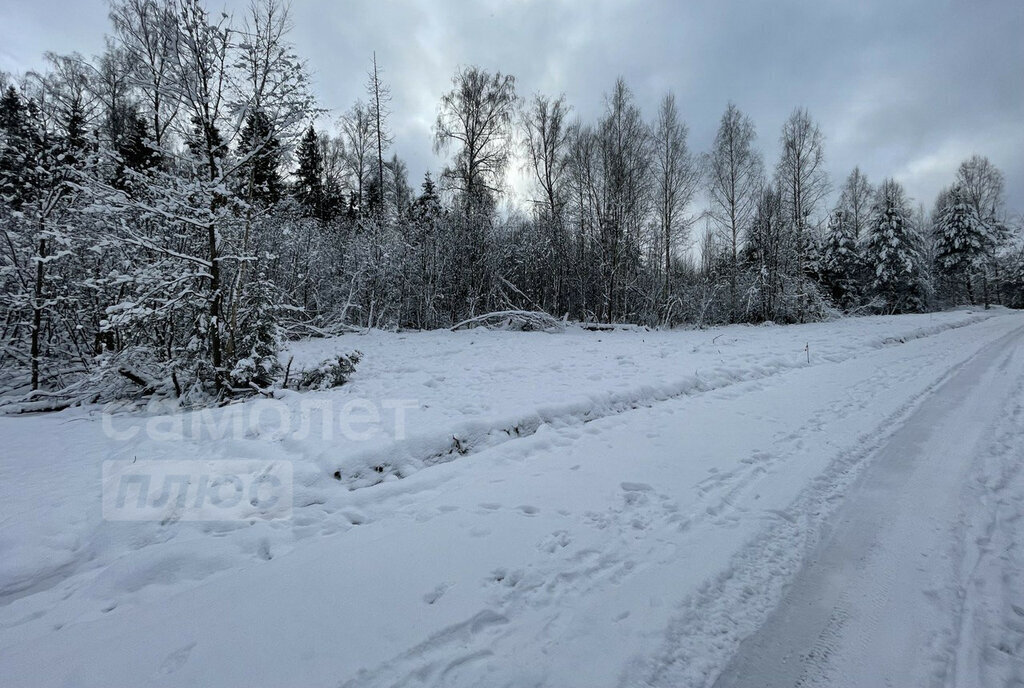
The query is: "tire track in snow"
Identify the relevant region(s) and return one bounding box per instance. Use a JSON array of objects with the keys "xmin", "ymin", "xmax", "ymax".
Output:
[
  {"xmin": 621, "ymin": 322, "xmax": 1024, "ymax": 688},
  {"xmin": 942, "ymin": 357, "xmax": 1024, "ymax": 688}
]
